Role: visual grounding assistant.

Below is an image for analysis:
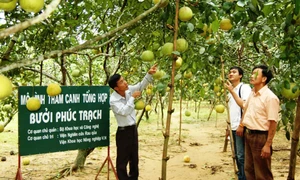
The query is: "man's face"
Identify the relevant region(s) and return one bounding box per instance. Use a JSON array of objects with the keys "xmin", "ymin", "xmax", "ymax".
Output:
[
  {"xmin": 114, "ymin": 77, "xmax": 128, "ymax": 92},
  {"xmin": 228, "ymin": 68, "xmax": 242, "ymax": 82},
  {"xmin": 250, "ymin": 68, "xmax": 266, "ymax": 85}
]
